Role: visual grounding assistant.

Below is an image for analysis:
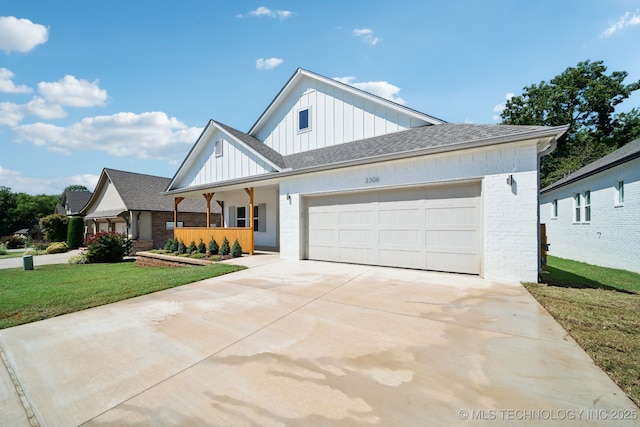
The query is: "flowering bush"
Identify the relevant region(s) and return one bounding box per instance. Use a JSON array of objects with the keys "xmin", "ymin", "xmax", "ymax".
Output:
[
  {"xmin": 84, "ymin": 232, "xmax": 132, "ymax": 263},
  {"xmin": 46, "ymin": 241, "xmax": 69, "ymax": 254}
]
